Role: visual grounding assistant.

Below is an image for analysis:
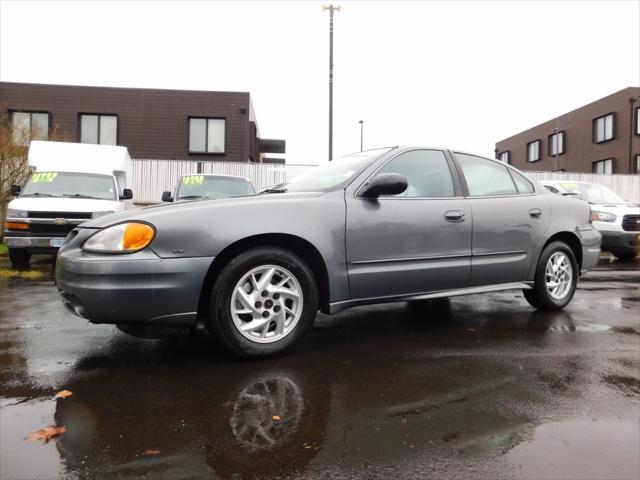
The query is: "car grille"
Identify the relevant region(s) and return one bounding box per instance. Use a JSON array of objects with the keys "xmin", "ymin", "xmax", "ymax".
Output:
[
  {"xmin": 27, "ymin": 211, "xmax": 92, "ymax": 219},
  {"xmin": 622, "ymin": 215, "xmax": 640, "ymax": 232},
  {"xmin": 27, "ymin": 224, "xmax": 76, "ymax": 235}
]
